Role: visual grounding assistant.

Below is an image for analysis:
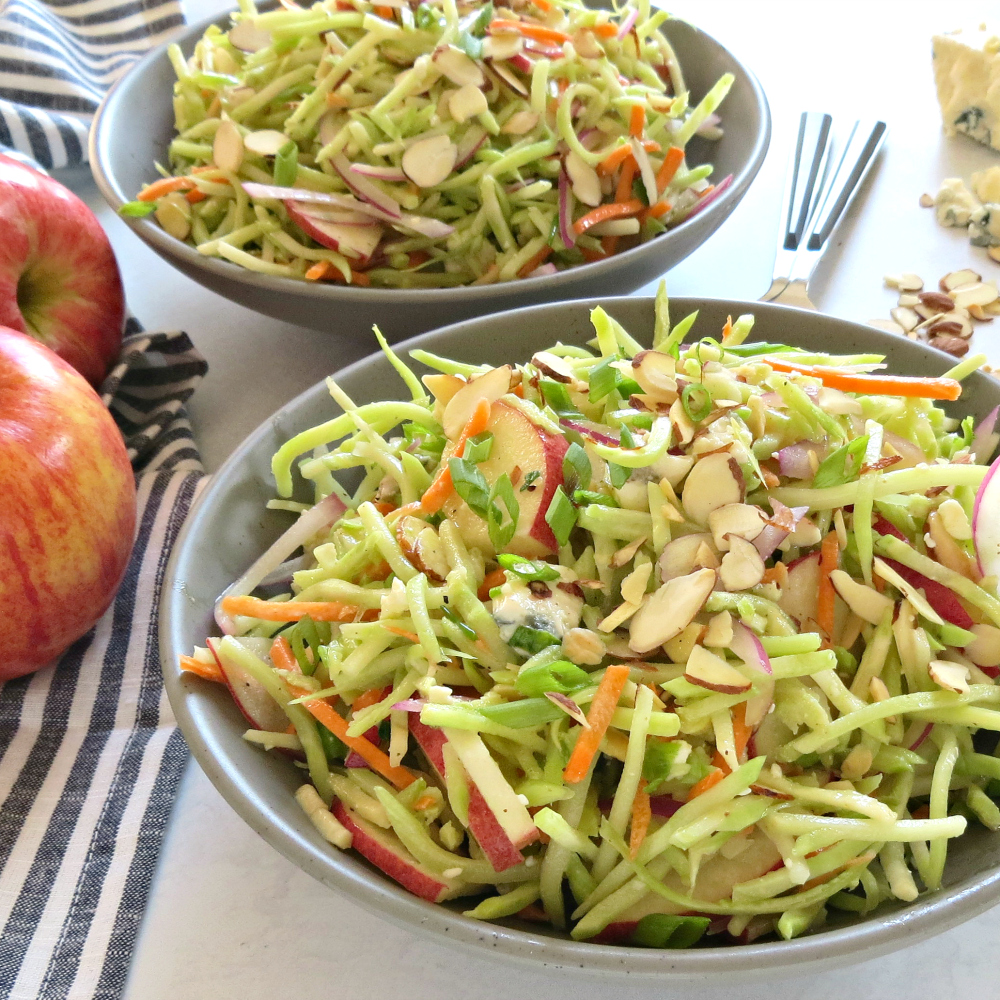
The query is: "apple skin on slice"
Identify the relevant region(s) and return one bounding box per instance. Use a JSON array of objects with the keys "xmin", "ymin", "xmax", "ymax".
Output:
[
  {"xmin": 409, "ymin": 716, "xmax": 526, "ymax": 871},
  {"xmin": 207, "ymin": 636, "xmax": 288, "ymax": 733},
  {"xmin": 331, "ymin": 800, "xmax": 475, "ymax": 903},
  {"xmin": 442, "ymin": 400, "xmax": 568, "ymax": 557},
  {"xmin": 285, "ymin": 201, "xmax": 382, "ymax": 263},
  {"xmin": 778, "ymin": 550, "xmax": 820, "ymax": 627}
]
